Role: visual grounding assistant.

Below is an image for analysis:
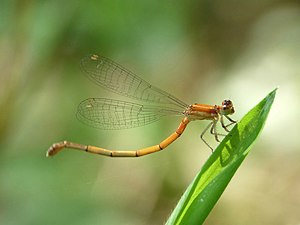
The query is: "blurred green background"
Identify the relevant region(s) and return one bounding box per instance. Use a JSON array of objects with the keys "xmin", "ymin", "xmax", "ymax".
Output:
[{"xmin": 1, "ymin": 1, "xmax": 300, "ymax": 224}]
